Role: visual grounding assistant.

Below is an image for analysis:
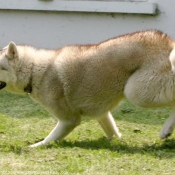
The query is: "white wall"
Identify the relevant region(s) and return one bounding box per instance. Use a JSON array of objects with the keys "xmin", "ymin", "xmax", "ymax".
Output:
[{"xmin": 0, "ymin": 0, "xmax": 175, "ymax": 49}]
